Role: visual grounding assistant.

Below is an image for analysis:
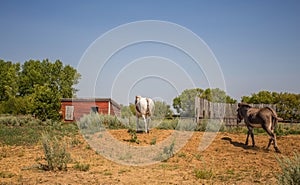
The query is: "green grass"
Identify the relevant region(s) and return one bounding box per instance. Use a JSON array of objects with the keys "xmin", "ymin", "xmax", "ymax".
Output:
[
  {"xmin": 0, "ymin": 125, "xmax": 42, "ymax": 146},
  {"xmin": 0, "ymin": 115, "xmax": 78, "ymax": 146}
]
